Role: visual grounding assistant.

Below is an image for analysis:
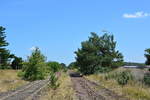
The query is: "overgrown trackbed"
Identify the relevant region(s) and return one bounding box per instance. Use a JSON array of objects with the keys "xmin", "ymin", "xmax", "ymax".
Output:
[
  {"xmin": 70, "ymin": 72, "xmax": 128, "ymax": 100},
  {"xmin": 0, "ymin": 79, "xmax": 49, "ymax": 100}
]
